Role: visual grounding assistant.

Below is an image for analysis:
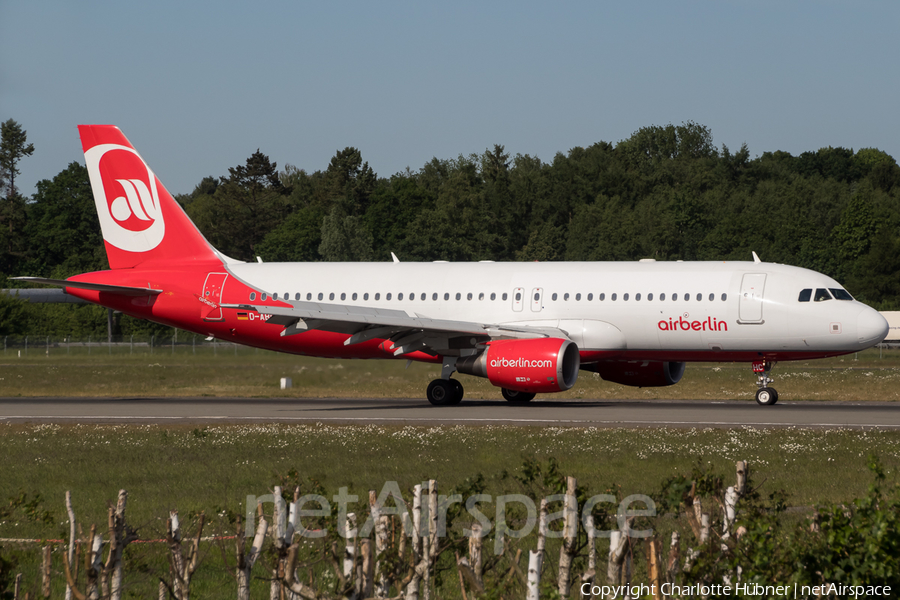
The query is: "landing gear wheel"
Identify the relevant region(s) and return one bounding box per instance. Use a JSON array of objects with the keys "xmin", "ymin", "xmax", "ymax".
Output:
[
  {"xmin": 502, "ymin": 388, "xmax": 536, "ymax": 404},
  {"xmin": 426, "ymin": 379, "xmax": 456, "ymax": 406},
  {"xmin": 755, "ymin": 387, "xmax": 778, "ymax": 406},
  {"xmin": 449, "ymin": 379, "xmax": 464, "ymax": 405}
]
